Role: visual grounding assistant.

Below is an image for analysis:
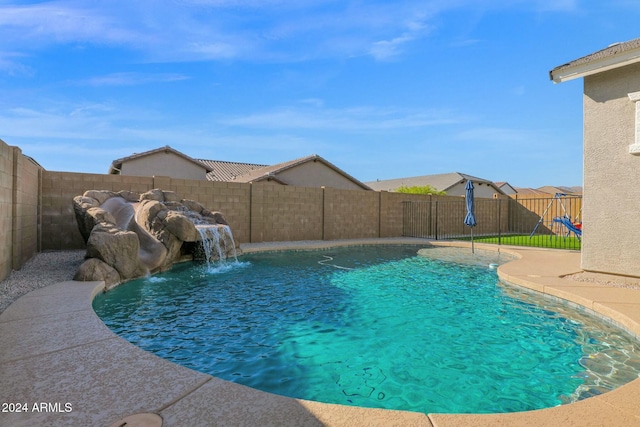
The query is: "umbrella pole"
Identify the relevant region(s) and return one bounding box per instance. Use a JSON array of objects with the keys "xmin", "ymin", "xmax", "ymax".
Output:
[{"xmin": 471, "ymin": 228, "xmax": 474, "ymax": 254}]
